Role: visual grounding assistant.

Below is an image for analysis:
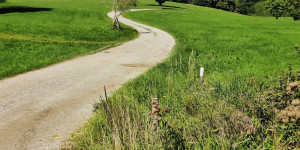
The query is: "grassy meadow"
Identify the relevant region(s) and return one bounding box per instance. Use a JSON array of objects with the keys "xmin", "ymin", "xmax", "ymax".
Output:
[
  {"xmin": 69, "ymin": 1, "xmax": 300, "ymax": 149},
  {"xmin": 0, "ymin": 0, "xmax": 137, "ymax": 79}
]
